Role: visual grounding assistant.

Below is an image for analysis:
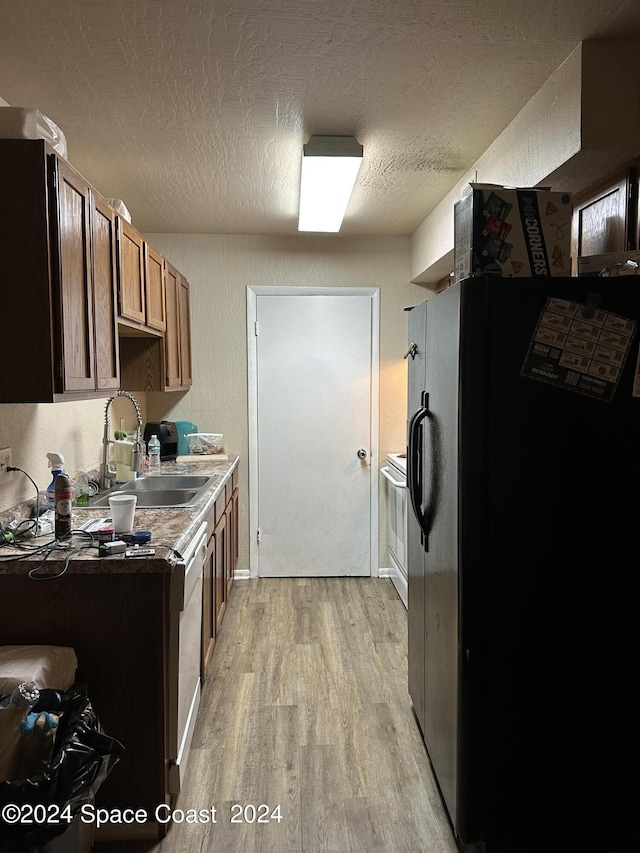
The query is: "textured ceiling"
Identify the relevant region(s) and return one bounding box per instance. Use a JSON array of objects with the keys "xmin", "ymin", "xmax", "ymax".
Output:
[{"xmin": 2, "ymin": 0, "xmax": 640, "ymax": 236}]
